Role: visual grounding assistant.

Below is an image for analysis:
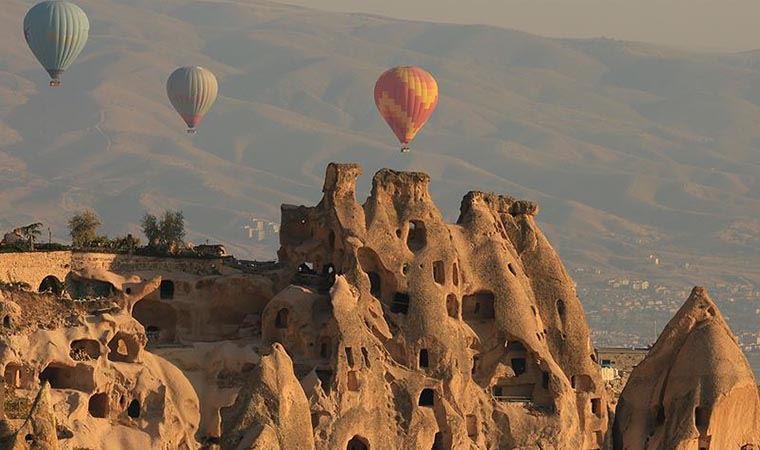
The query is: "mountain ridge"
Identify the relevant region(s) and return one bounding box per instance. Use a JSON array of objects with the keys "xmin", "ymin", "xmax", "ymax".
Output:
[{"xmin": 0, "ymin": 0, "xmax": 757, "ymax": 288}]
